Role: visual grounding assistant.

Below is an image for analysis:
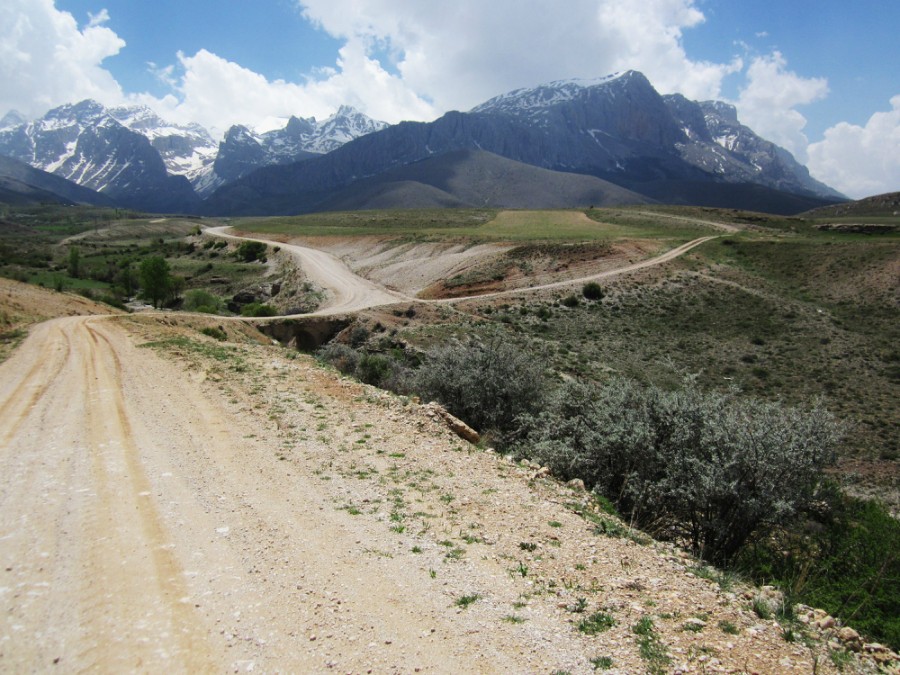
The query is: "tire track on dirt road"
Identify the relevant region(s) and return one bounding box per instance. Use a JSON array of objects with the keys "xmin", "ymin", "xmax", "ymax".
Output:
[
  {"xmin": 0, "ymin": 320, "xmax": 71, "ymax": 449},
  {"xmin": 2, "ymin": 315, "xmax": 587, "ymax": 672},
  {"xmin": 0, "ymin": 317, "xmax": 214, "ymax": 672}
]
